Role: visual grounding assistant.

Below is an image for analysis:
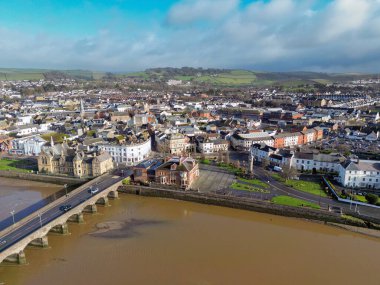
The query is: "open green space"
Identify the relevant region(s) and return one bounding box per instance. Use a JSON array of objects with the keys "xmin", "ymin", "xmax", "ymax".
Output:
[
  {"xmin": 217, "ymin": 162, "xmax": 243, "ymax": 175},
  {"xmin": 354, "ymin": 195, "xmax": 367, "ymax": 203},
  {"xmin": 238, "ymin": 177, "xmax": 269, "ymax": 188},
  {"xmin": 41, "ymin": 132, "xmax": 69, "ymax": 143},
  {"xmin": 271, "ymin": 196, "xmax": 320, "ymax": 209},
  {"xmin": 284, "ymin": 180, "xmax": 328, "ymax": 197},
  {"xmin": 230, "ymin": 182, "xmax": 270, "ymax": 193},
  {"xmin": 0, "ymin": 159, "xmax": 34, "ymax": 172},
  {"xmin": 270, "ymin": 173, "xmax": 285, "ymax": 182},
  {"xmin": 199, "ymin": 159, "xmax": 211, "ymax": 165}
]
